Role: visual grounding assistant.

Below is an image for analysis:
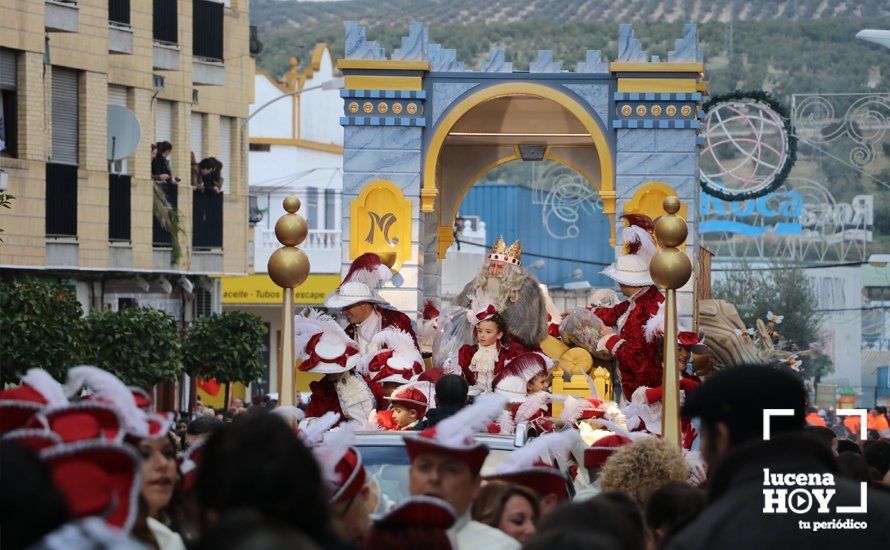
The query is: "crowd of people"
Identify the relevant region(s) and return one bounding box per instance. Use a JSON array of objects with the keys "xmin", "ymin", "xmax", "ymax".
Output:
[{"xmin": 3, "ymin": 214, "xmax": 890, "ymax": 549}]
